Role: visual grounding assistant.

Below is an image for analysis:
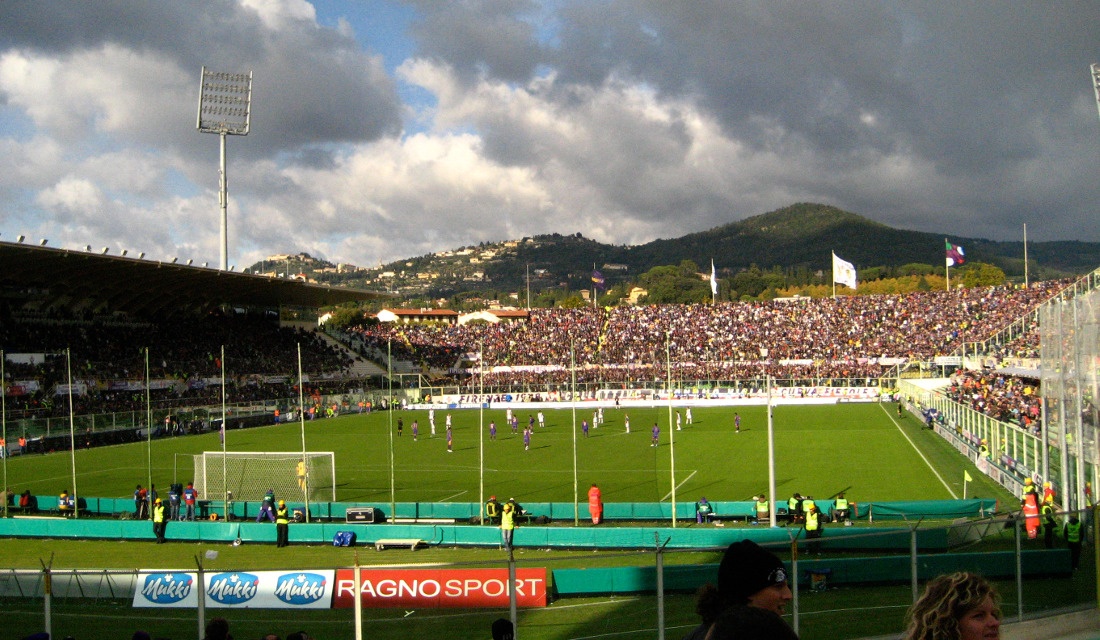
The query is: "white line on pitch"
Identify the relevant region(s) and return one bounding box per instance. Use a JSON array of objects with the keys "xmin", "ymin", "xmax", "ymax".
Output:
[
  {"xmin": 882, "ymin": 403, "xmax": 957, "ymax": 499},
  {"xmin": 663, "ymin": 469, "xmax": 698, "ymax": 501},
  {"xmin": 440, "ymin": 490, "xmax": 468, "ymax": 501}
]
